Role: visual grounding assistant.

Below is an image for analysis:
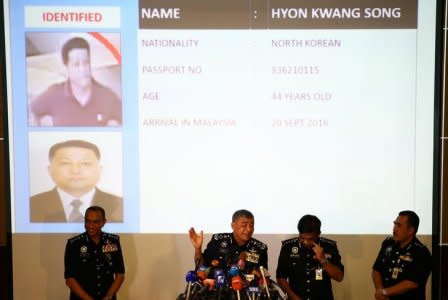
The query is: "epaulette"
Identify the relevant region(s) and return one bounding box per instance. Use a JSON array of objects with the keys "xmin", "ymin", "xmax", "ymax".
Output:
[
  {"xmin": 67, "ymin": 233, "xmax": 84, "ymax": 244},
  {"xmin": 103, "ymin": 232, "xmax": 120, "ymax": 241},
  {"xmin": 413, "ymin": 238, "xmax": 428, "ymax": 249},
  {"xmin": 319, "ymin": 237, "xmax": 337, "ymax": 245},
  {"xmin": 250, "ymin": 237, "xmax": 267, "ymax": 250},
  {"xmin": 212, "ymin": 233, "xmax": 232, "ymax": 241},
  {"xmin": 282, "ymin": 237, "xmax": 299, "ymax": 245}
]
